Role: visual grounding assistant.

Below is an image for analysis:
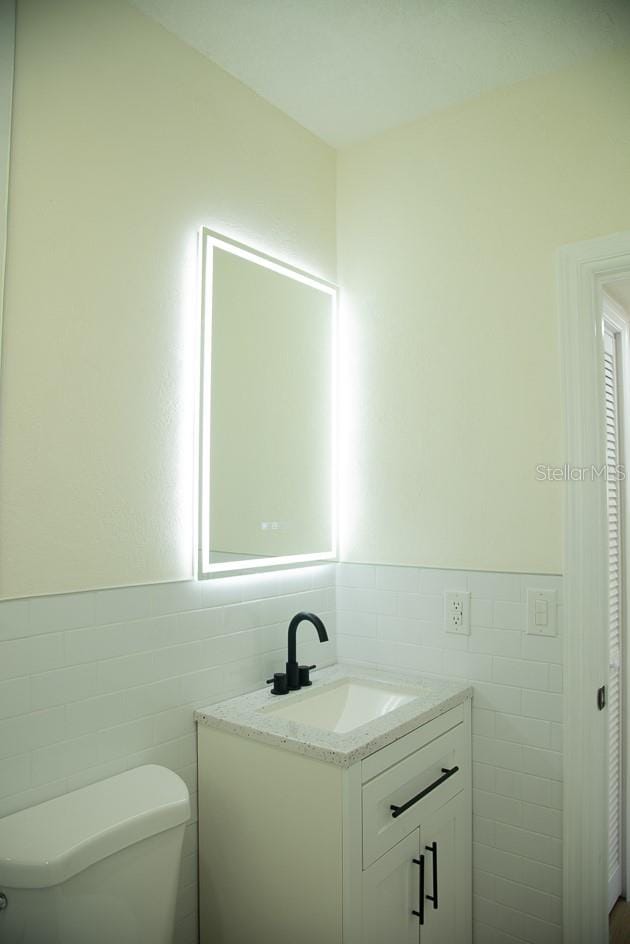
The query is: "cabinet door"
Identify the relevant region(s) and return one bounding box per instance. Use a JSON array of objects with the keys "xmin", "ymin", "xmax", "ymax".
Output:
[
  {"xmin": 362, "ymin": 830, "xmax": 421, "ymax": 944},
  {"xmin": 420, "ymin": 791, "xmax": 472, "ymax": 944}
]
